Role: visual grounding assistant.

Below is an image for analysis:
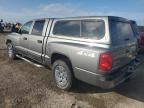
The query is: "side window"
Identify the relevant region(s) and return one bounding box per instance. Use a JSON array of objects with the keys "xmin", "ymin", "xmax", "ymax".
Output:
[
  {"xmin": 81, "ymin": 20, "xmax": 105, "ymax": 39},
  {"xmin": 31, "ymin": 20, "xmax": 45, "ymax": 36},
  {"xmin": 21, "ymin": 21, "xmax": 33, "ymax": 34},
  {"xmin": 53, "ymin": 20, "xmax": 80, "ymax": 37}
]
